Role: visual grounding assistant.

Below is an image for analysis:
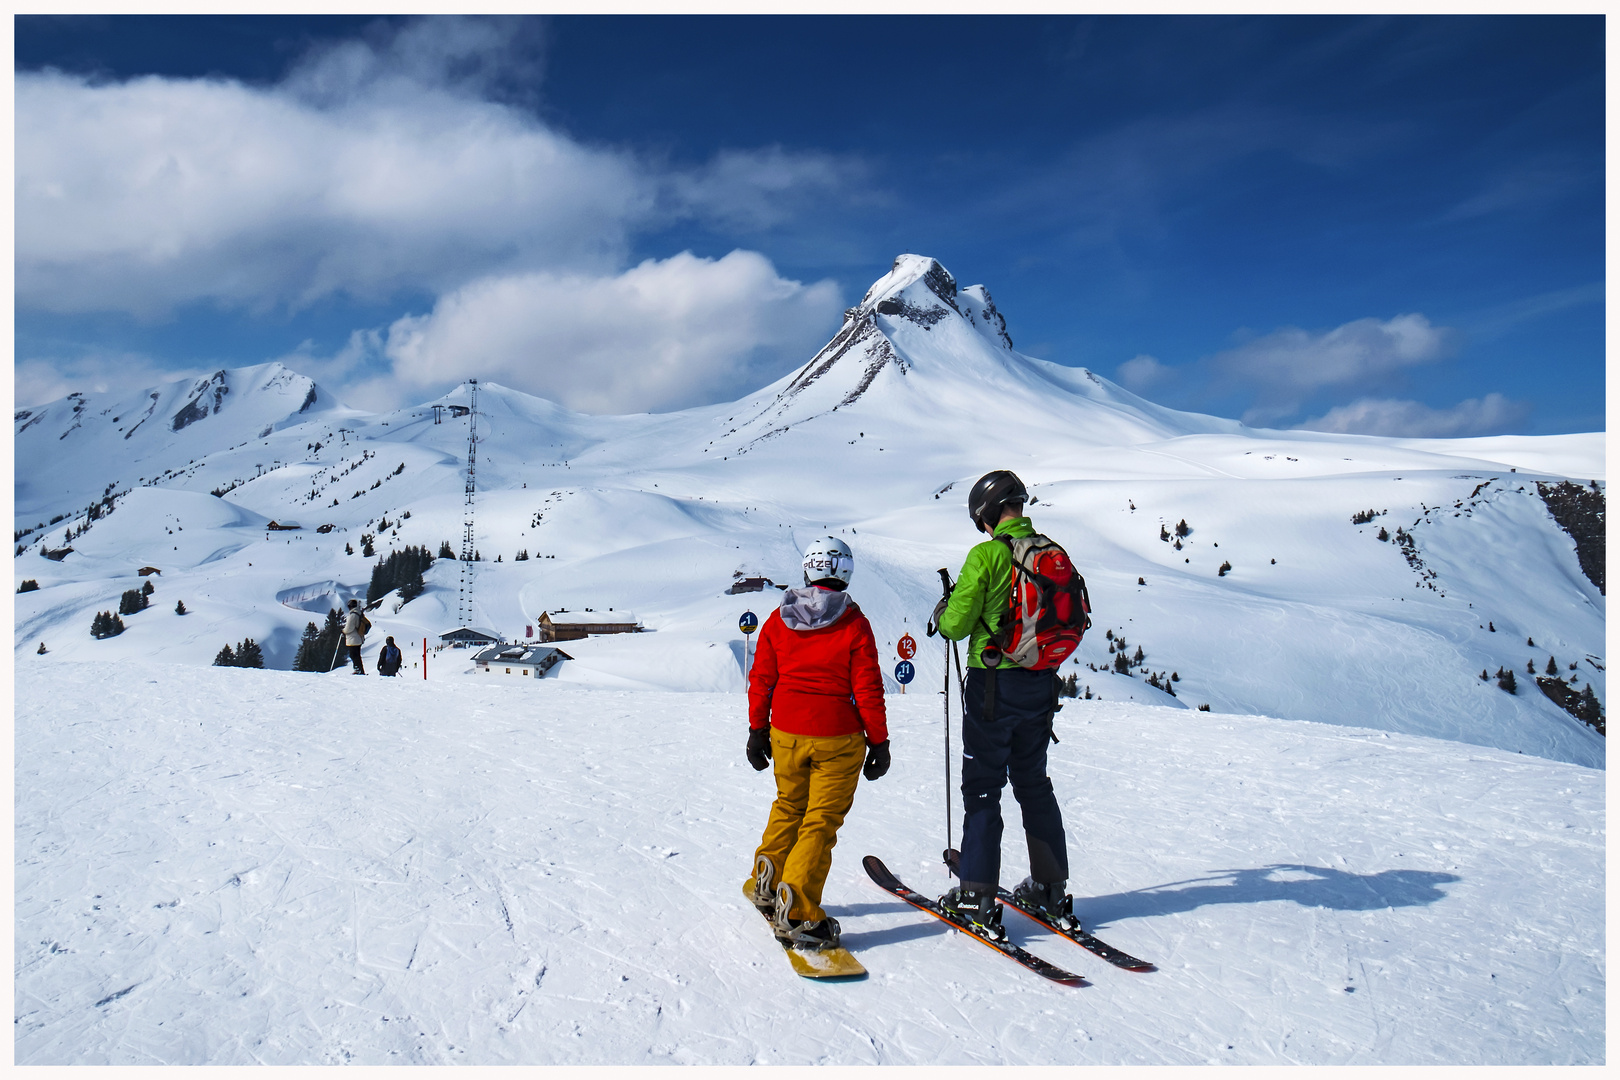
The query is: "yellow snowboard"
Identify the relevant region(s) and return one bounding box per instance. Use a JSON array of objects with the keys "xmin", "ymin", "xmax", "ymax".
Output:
[{"xmin": 743, "ymin": 881, "xmax": 867, "ymax": 979}]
